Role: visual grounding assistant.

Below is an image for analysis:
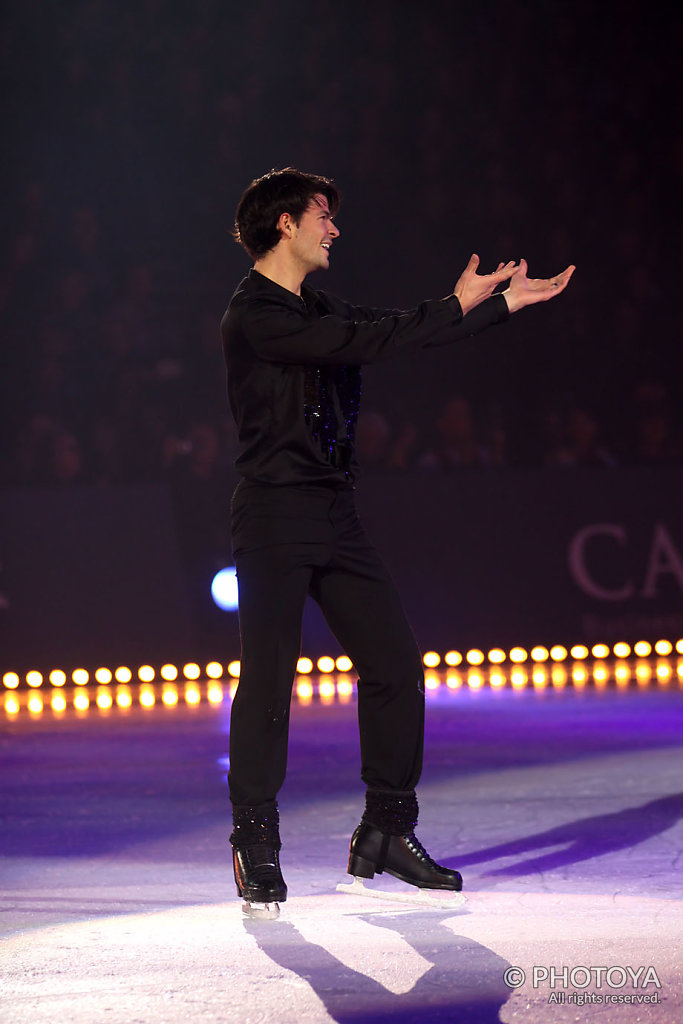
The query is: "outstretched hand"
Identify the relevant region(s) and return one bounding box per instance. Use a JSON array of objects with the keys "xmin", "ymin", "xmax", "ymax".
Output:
[
  {"xmin": 502, "ymin": 259, "xmax": 575, "ymax": 313},
  {"xmin": 453, "ymin": 254, "xmax": 518, "ymax": 315}
]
